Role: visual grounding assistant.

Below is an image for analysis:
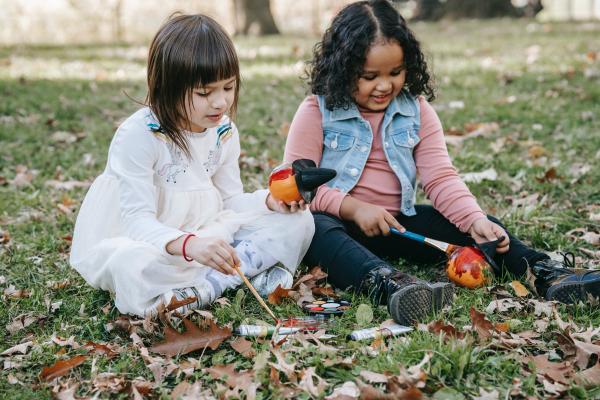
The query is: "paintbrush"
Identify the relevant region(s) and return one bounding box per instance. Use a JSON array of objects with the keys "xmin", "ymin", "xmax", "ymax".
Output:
[{"xmin": 233, "ymin": 265, "xmax": 278, "ymax": 323}]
